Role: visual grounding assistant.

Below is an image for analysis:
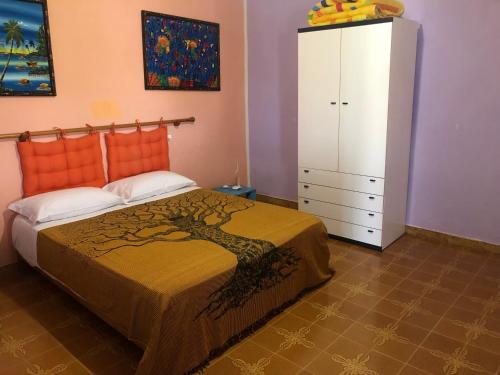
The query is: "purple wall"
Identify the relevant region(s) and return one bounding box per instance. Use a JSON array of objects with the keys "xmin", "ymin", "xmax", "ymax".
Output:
[{"xmin": 247, "ymin": 0, "xmax": 500, "ymax": 244}]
